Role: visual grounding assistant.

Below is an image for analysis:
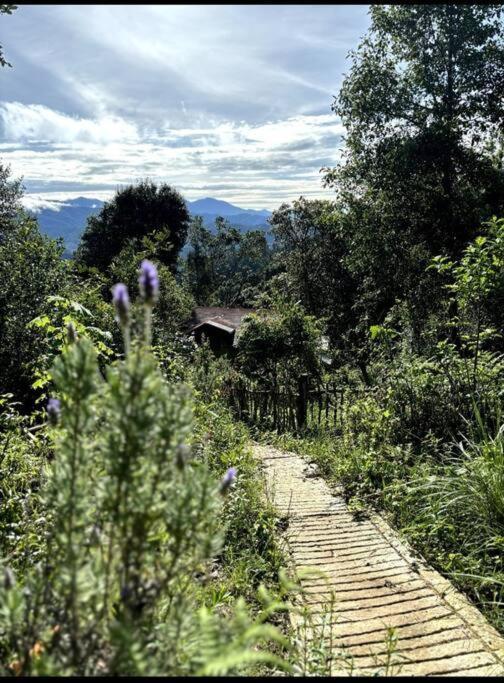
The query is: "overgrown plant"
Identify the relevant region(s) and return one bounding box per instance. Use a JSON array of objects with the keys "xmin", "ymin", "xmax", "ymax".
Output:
[
  {"xmin": 430, "ymin": 216, "xmax": 504, "ymax": 394},
  {"xmin": 0, "ymin": 260, "xmax": 292, "ymax": 676}
]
